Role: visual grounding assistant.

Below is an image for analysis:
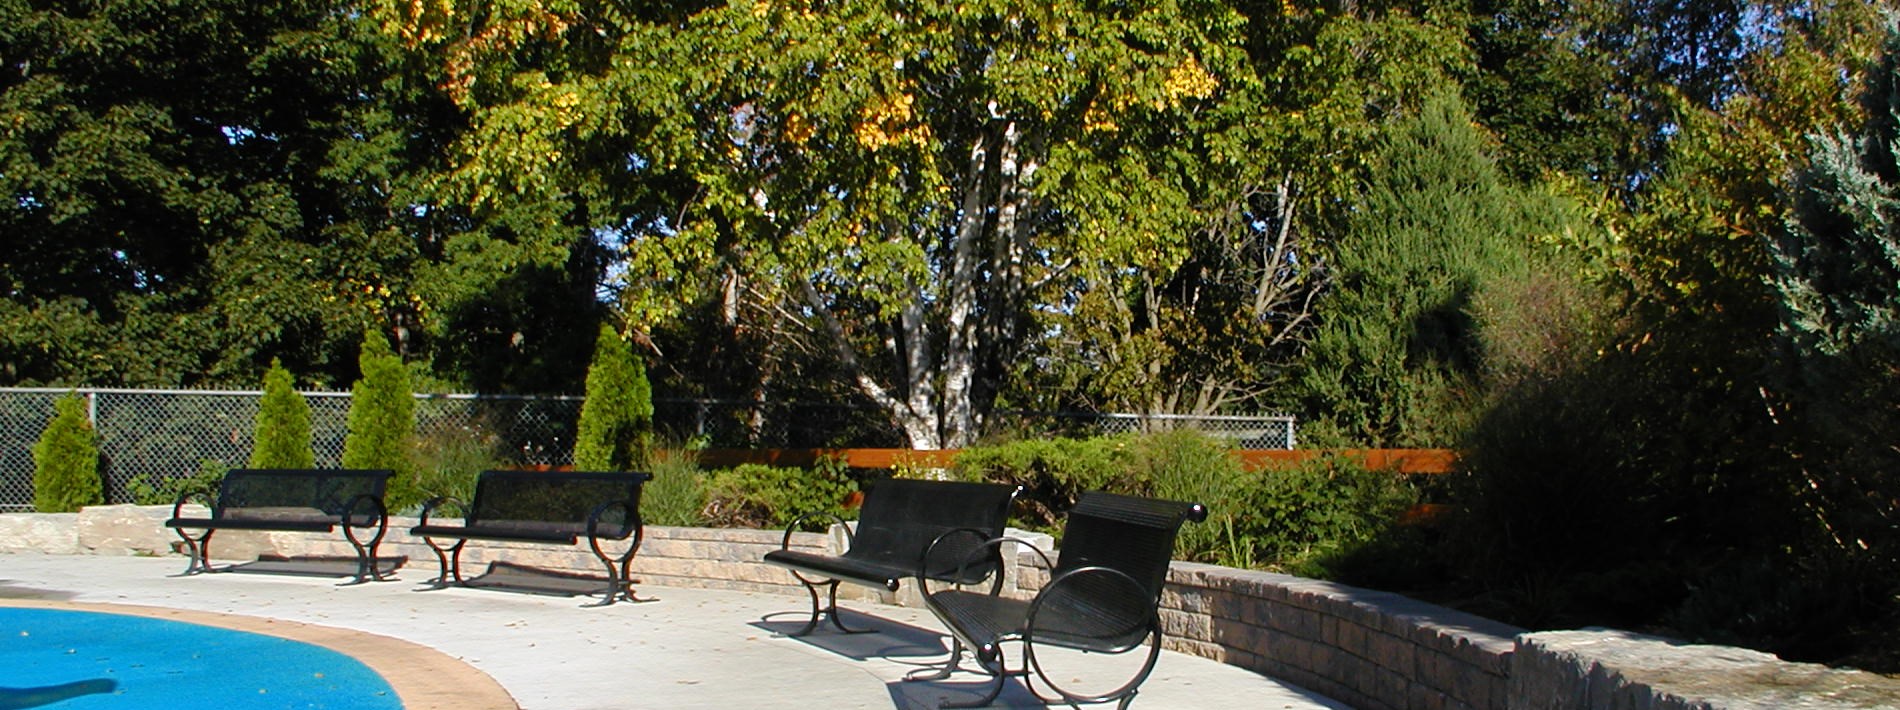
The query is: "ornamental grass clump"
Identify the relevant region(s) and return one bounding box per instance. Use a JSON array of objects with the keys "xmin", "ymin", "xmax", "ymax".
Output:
[{"xmin": 33, "ymin": 393, "xmax": 103, "ymax": 513}]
